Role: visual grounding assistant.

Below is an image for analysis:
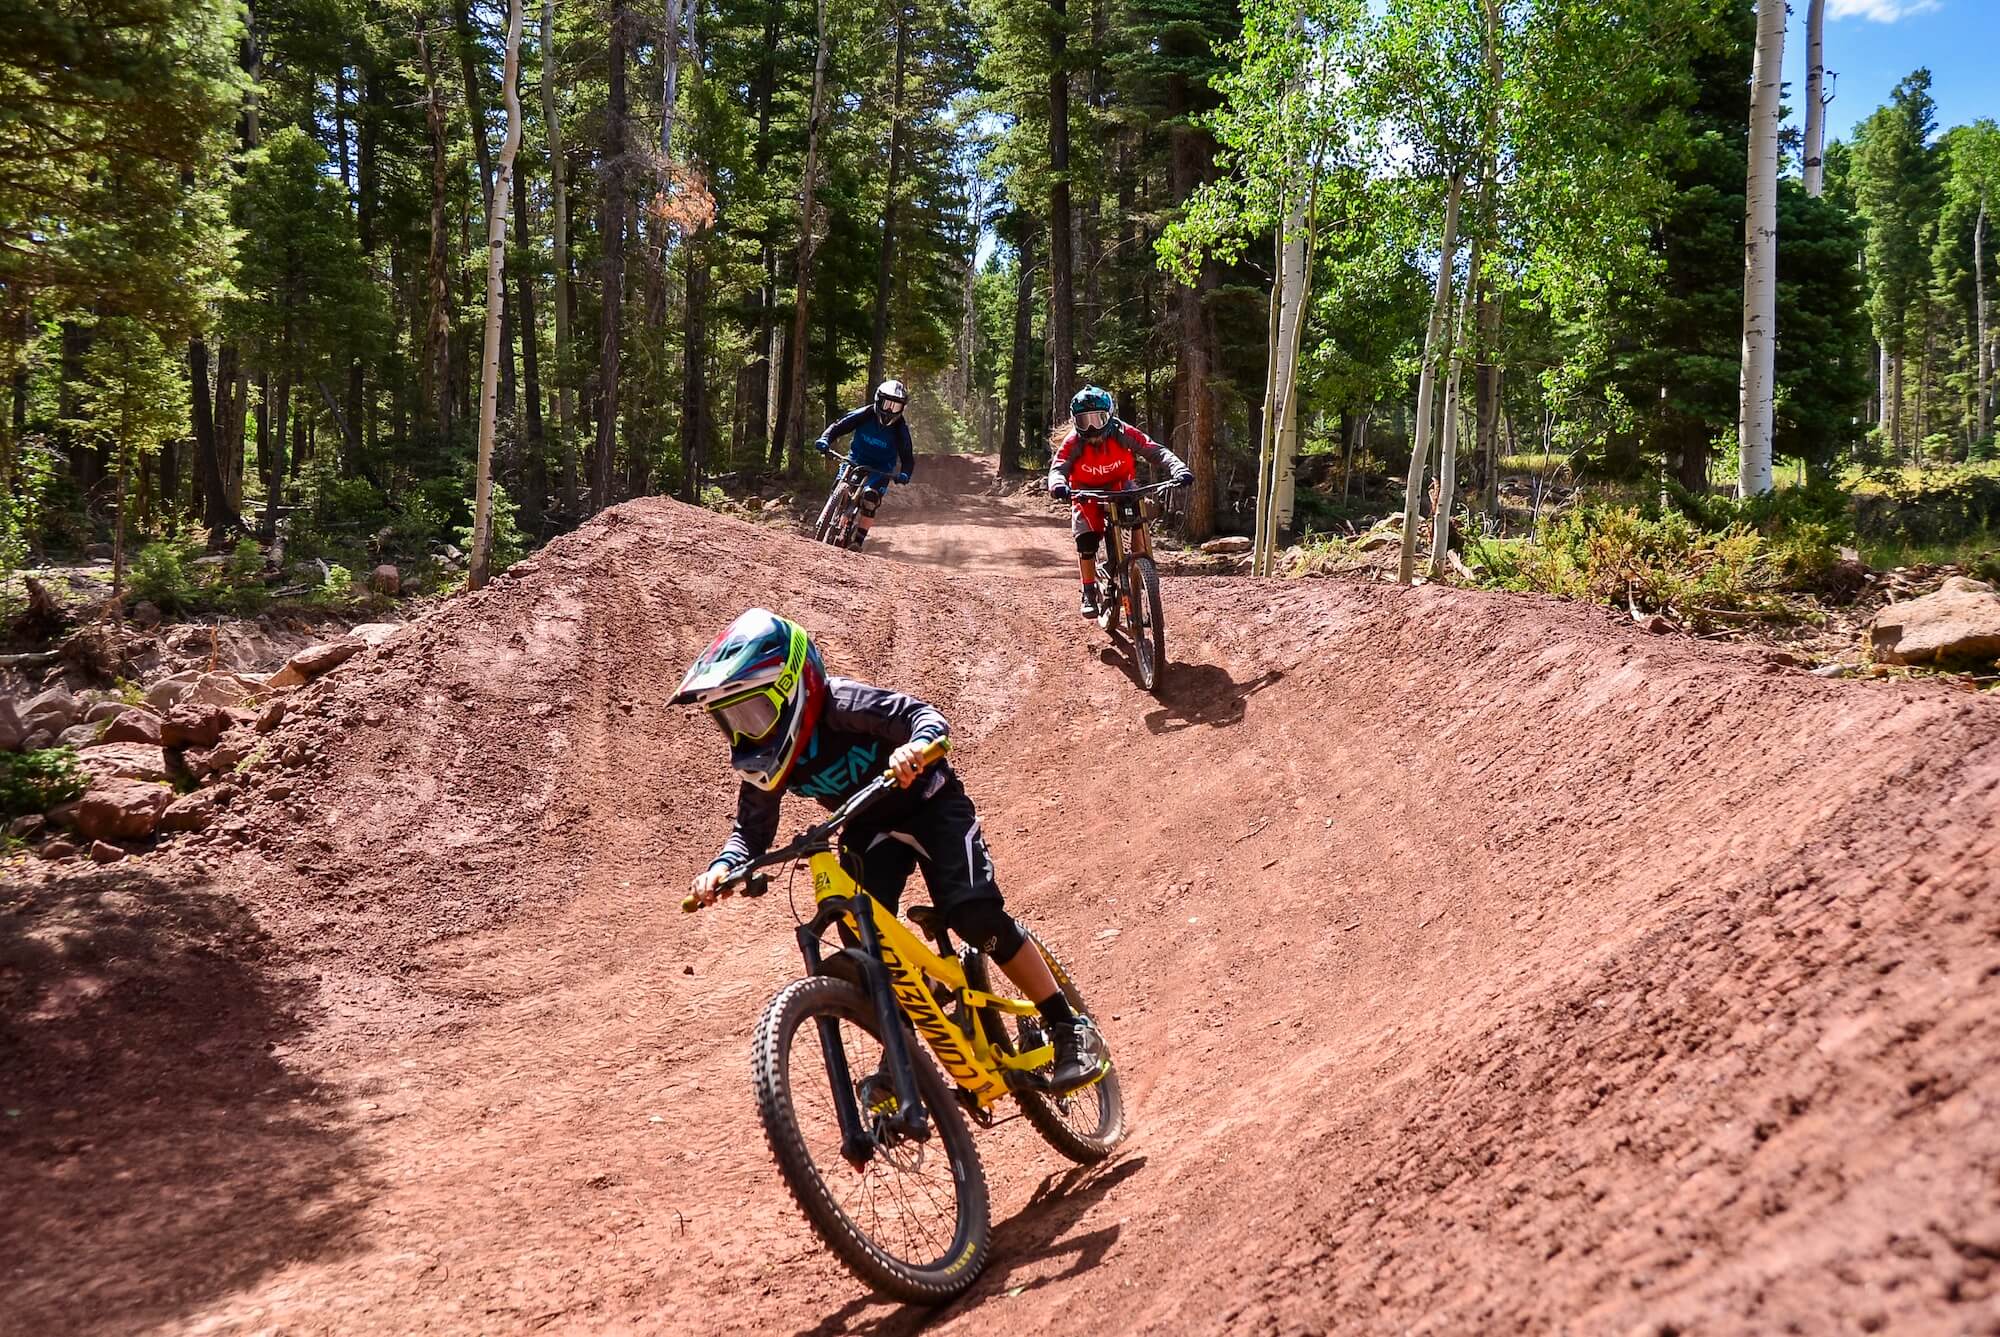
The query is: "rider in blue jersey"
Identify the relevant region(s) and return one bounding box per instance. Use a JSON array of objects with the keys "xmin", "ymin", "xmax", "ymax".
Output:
[{"xmin": 814, "ymin": 379, "xmax": 916, "ymax": 550}]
